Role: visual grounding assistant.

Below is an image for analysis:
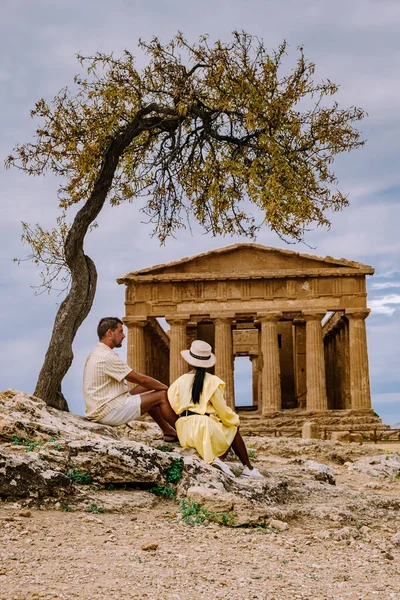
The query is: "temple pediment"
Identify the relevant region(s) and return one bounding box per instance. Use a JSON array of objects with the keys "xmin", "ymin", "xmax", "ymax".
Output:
[{"xmin": 117, "ymin": 243, "xmax": 374, "ymax": 283}]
